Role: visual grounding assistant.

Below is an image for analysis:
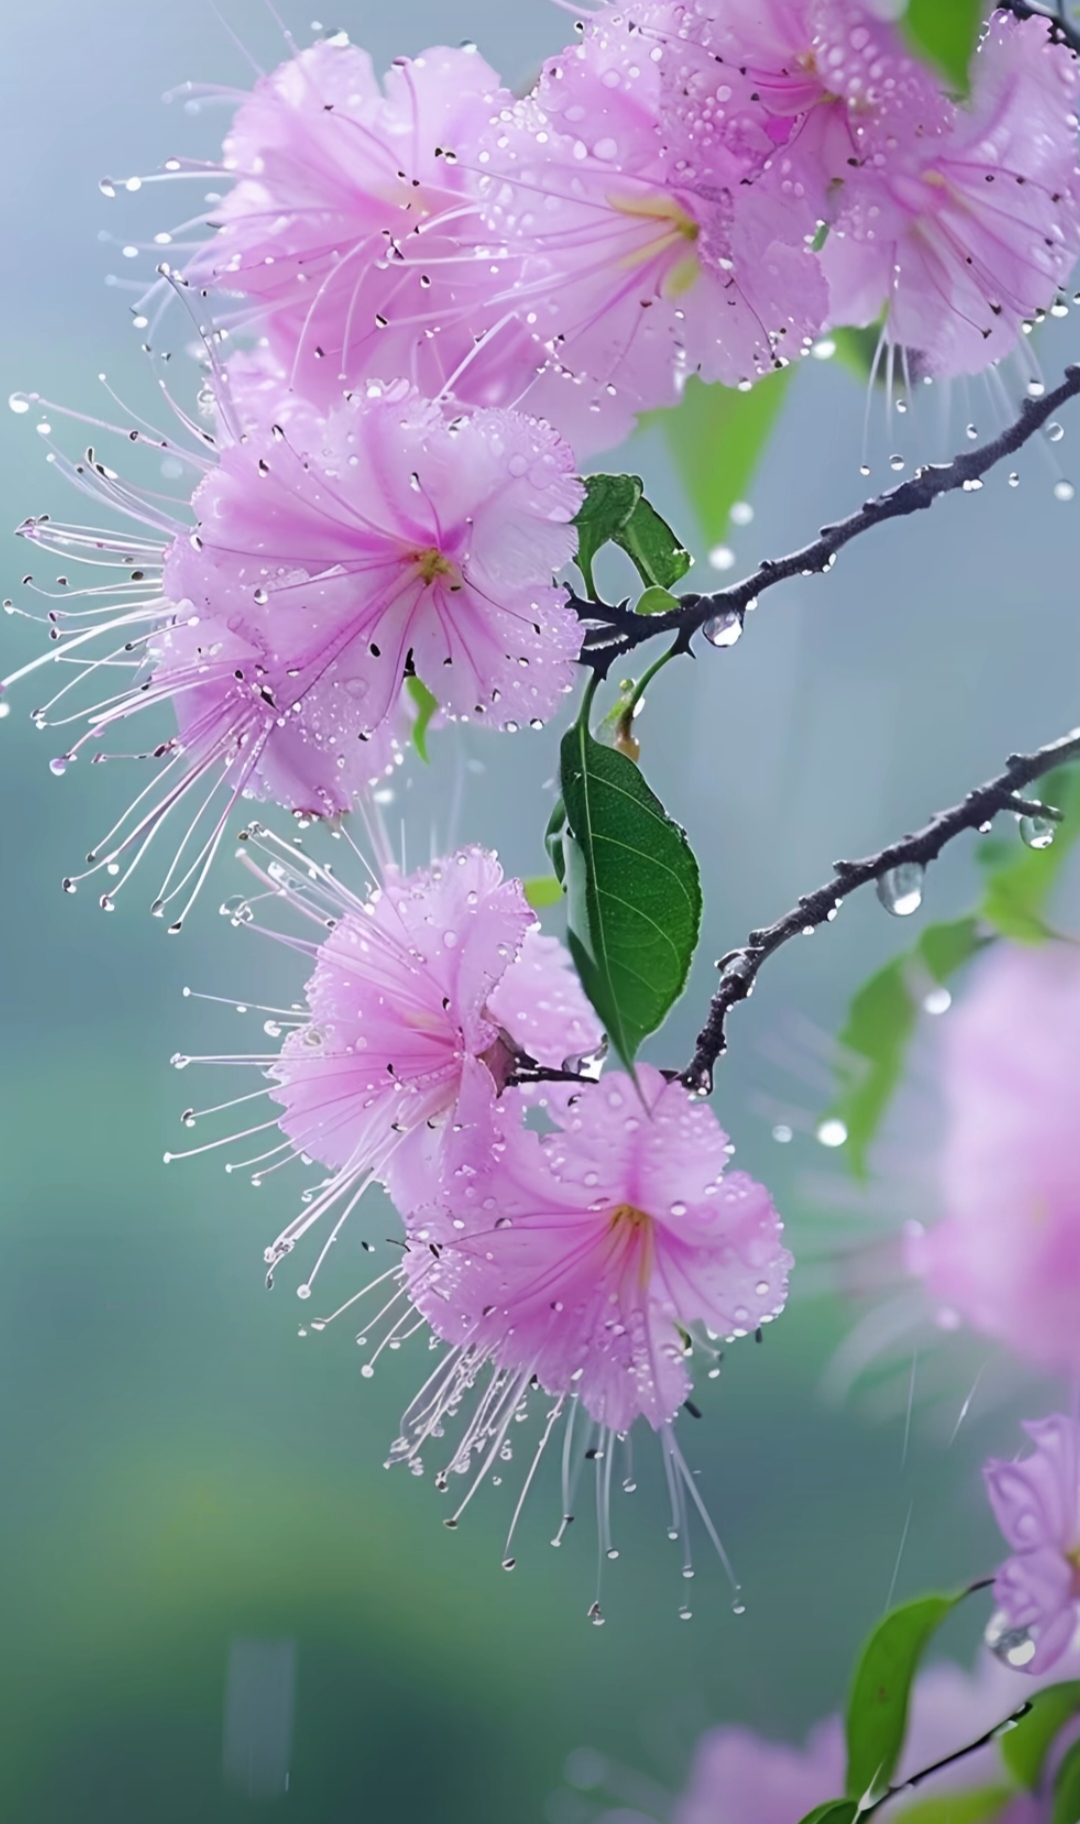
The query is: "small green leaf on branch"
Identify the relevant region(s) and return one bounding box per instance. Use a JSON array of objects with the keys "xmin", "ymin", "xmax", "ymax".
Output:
[
  {"xmin": 617, "ymin": 494, "xmax": 692, "ymax": 590},
  {"xmin": 559, "ymin": 717, "xmax": 702, "ymax": 1070},
  {"xmin": 636, "ymin": 585, "xmax": 680, "ymax": 616},
  {"xmin": 796, "ymin": 1803, "xmax": 859, "ymax": 1824},
  {"xmin": 845, "ymin": 1593, "xmax": 962, "ymax": 1803},
  {"xmin": 573, "ymin": 473, "xmax": 643, "ymax": 599}
]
